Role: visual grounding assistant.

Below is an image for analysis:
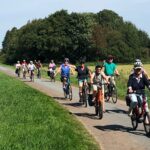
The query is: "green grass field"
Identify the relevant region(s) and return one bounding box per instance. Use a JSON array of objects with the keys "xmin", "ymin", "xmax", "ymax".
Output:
[{"xmin": 0, "ymin": 72, "xmax": 99, "ymax": 150}]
